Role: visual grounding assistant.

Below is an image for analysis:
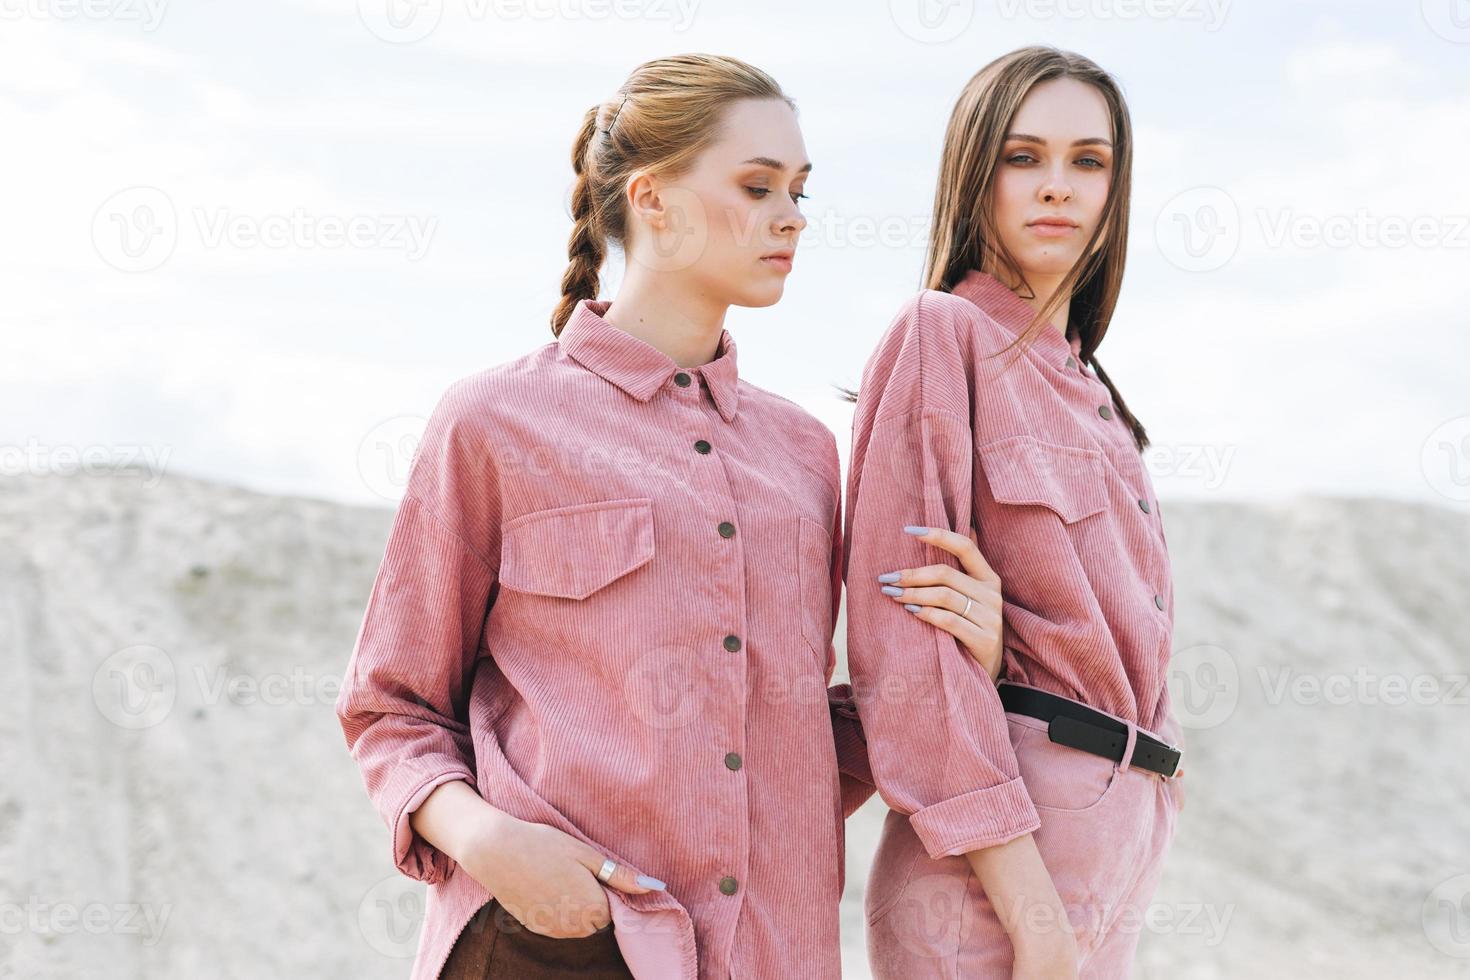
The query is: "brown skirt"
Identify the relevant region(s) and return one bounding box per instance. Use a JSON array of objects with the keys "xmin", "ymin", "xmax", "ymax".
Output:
[{"xmin": 439, "ymin": 899, "xmax": 634, "ymax": 980}]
